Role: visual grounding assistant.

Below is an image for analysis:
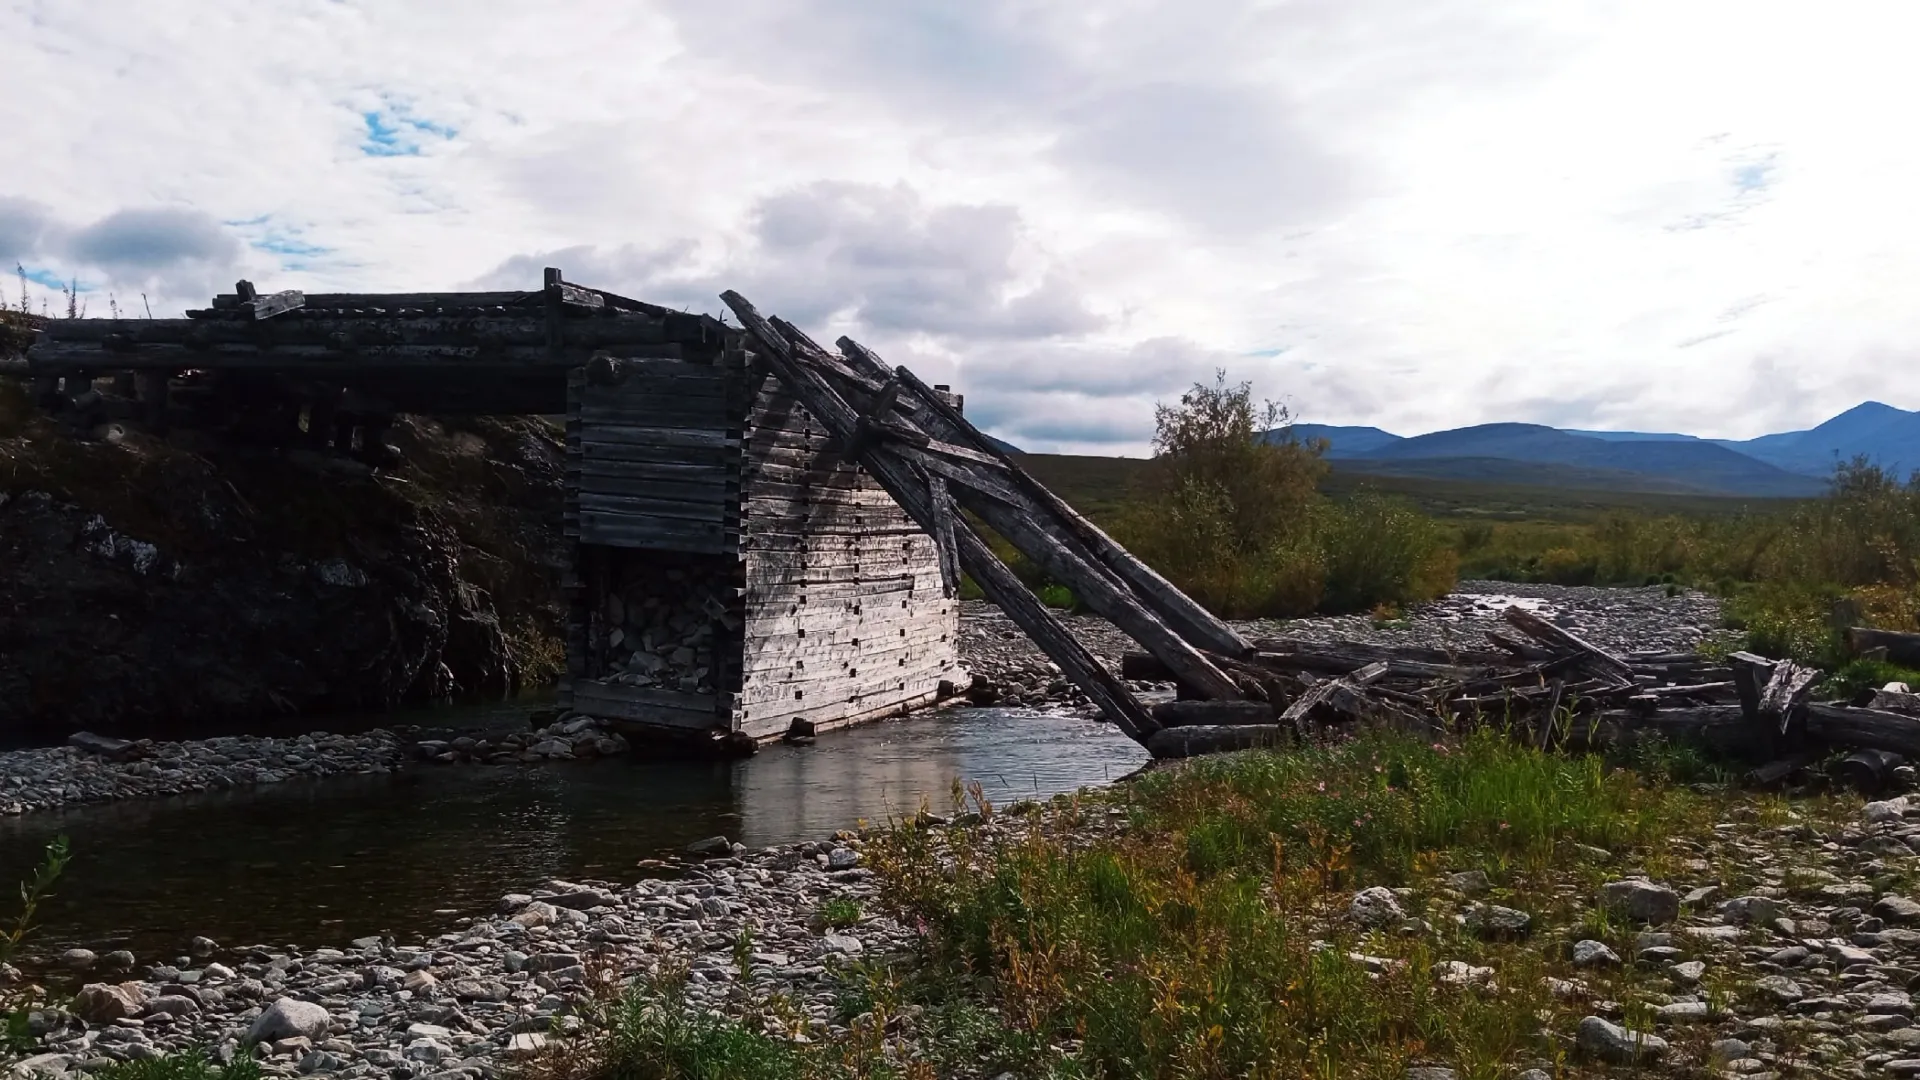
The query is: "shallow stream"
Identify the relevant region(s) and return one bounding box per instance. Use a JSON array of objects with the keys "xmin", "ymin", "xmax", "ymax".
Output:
[{"xmin": 0, "ymin": 706, "xmax": 1146, "ymax": 962}]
